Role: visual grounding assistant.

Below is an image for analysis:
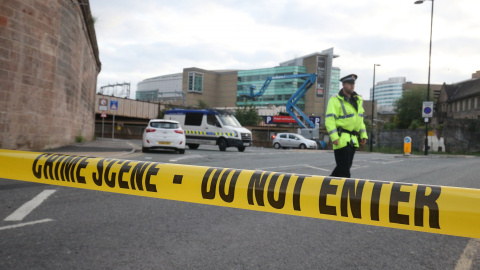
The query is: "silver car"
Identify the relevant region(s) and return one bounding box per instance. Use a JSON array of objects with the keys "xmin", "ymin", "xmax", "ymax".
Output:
[{"xmin": 272, "ymin": 133, "xmax": 317, "ymax": 149}]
